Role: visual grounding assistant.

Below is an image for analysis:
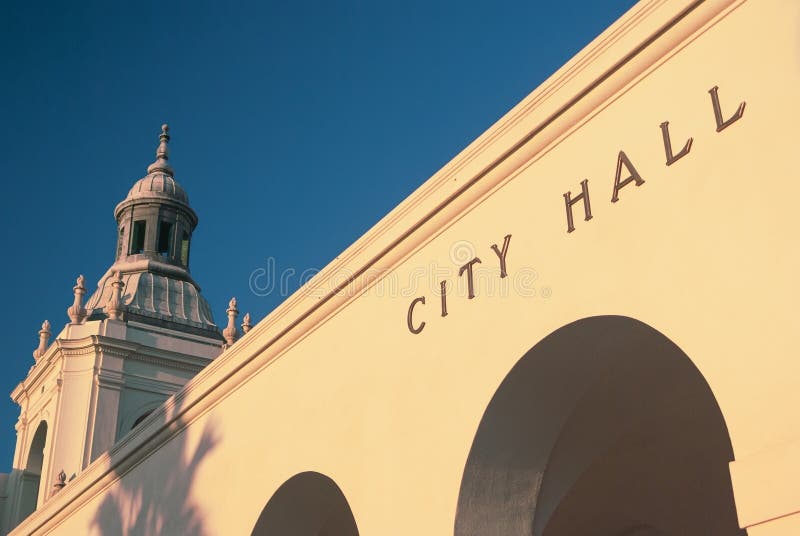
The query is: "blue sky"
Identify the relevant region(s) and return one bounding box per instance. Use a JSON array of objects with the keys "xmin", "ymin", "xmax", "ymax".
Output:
[{"xmin": 0, "ymin": 0, "xmax": 636, "ymax": 470}]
